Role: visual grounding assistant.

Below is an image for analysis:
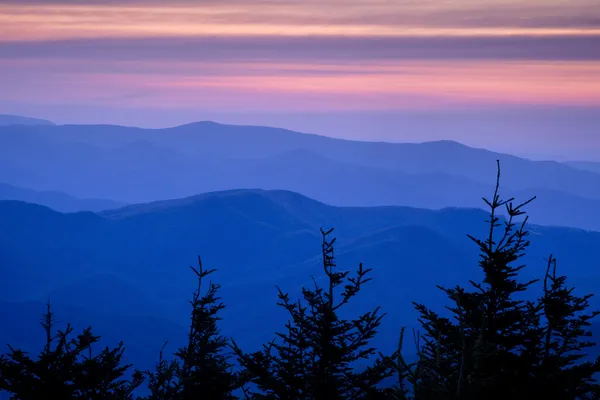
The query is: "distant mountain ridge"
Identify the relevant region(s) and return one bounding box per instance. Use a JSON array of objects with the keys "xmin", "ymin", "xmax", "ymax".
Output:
[
  {"xmin": 2, "ymin": 188, "xmax": 600, "ymax": 371},
  {"xmin": 0, "ymin": 114, "xmax": 54, "ymax": 126},
  {"xmin": 564, "ymin": 161, "xmax": 600, "ymax": 175},
  {"xmin": 2, "ymin": 120, "xmax": 600, "ymax": 230},
  {"xmin": 0, "ymin": 182, "xmax": 124, "ymax": 213}
]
